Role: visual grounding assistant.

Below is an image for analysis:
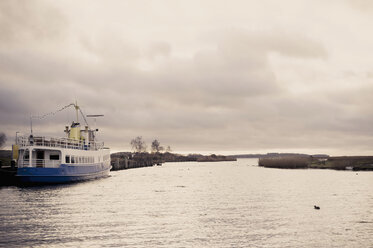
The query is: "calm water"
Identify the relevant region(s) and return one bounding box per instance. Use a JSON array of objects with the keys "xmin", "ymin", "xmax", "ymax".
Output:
[{"xmin": 1, "ymin": 159, "xmax": 372, "ymax": 247}]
